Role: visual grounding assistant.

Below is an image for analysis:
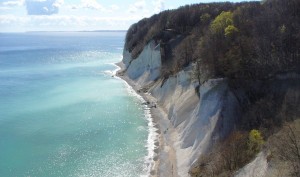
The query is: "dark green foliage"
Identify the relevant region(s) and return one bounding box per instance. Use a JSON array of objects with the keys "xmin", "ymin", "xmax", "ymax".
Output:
[
  {"xmin": 125, "ymin": 0, "xmax": 300, "ymax": 81},
  {"xmin": 124, "ymin": 1, "xmax": 300, "ymax": 176},
  {"xmin": 232, "ymin": 77, "xmax": 300, "ymax": 136},
  {"xmin": 124, "ymin": 0, "xmax": 300, "ymax": 137},
  {"xmin": 125, "ymin": 2, "xmax": 241, "ymax": 62},
  {"xmin": 125, "ymin": 1, "xmax": 300, "ymax": 176}
]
